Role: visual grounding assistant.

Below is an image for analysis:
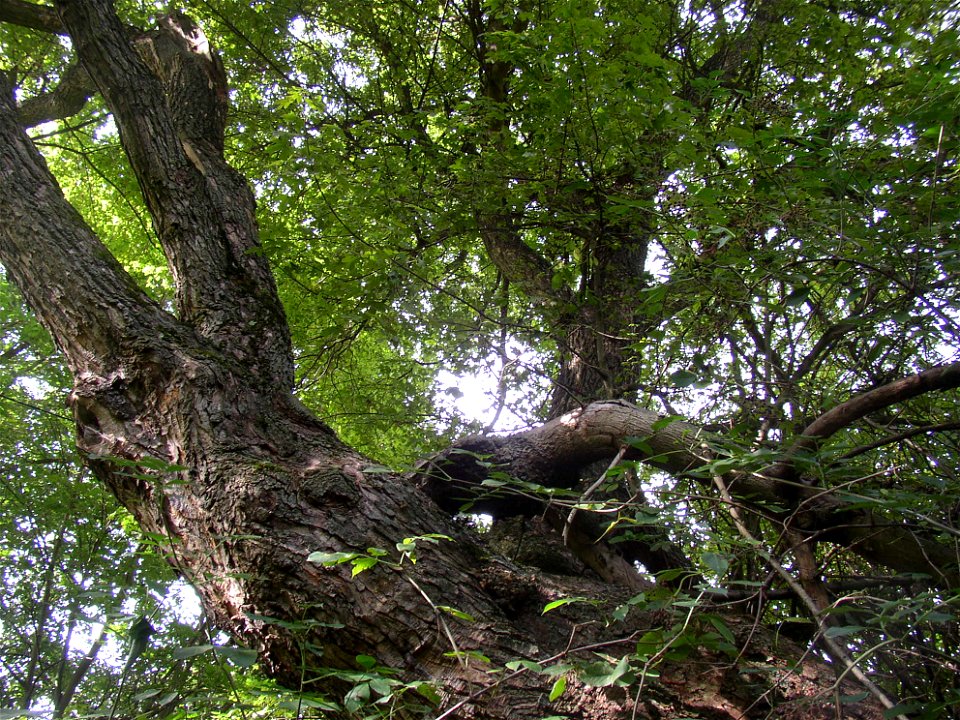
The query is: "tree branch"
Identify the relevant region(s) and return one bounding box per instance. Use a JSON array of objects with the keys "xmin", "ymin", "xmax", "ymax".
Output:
[
  {"xmin": 0, "ymin": 0, "xmax": 64, "ymax": 34},
  {"xmin": 712, "ymin": 473, "xmax": 906, "ymax": 719},
  {"xmin": 417, "ymin": 399, "xmax": 960, "ymax": 588},
  {"xmin": 768, "ymin": 362, "xmax": 960, "ymax": 481},
  {"xmin": 0, "ymin": 84, "xmax": 181, "ymax": 377},
  {"xmin": 56, "ymin": 0, "xmax": 294, "ymax": 389},
  {"xmin": 15, "ymin": 62, "xmax": 97, "ymax": 127},
  {"xmin": 478, "ymin": 215, "xmax": 561, "ymax": 302},
  {"xmin": 840, "ymin": 421, "xmax": 960, "ymax": 460}
]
